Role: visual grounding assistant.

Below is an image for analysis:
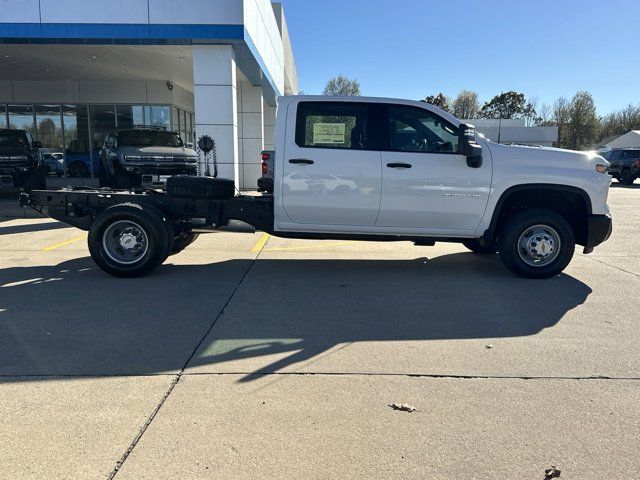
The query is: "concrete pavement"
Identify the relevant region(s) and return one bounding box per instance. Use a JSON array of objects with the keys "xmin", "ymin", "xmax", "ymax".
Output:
[{"xmin": 0, "ymin": 184, "xmax": 638, "ymax": 479}]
